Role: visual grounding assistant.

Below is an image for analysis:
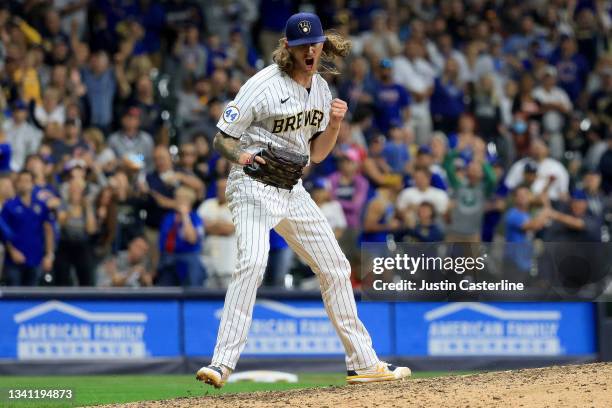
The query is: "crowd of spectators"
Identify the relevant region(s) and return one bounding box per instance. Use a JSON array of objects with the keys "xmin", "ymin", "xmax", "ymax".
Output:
[{"xmin": 0, "ymin": 0, "xmax": 610, "ymax": 288}]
